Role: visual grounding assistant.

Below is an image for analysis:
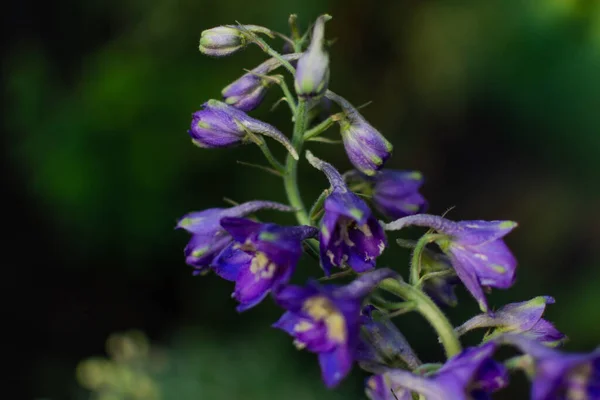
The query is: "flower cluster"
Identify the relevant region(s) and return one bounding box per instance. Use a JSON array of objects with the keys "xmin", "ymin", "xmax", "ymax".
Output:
[{"xmin": 177, "ymin": 14, "xmax": 599, "ymax": 399}]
